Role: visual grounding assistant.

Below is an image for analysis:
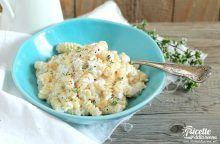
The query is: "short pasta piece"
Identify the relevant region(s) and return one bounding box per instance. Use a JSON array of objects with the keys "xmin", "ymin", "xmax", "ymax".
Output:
[{"xmin": 56, "ymin": 42, "xmax": 82, "ymax": 53}]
